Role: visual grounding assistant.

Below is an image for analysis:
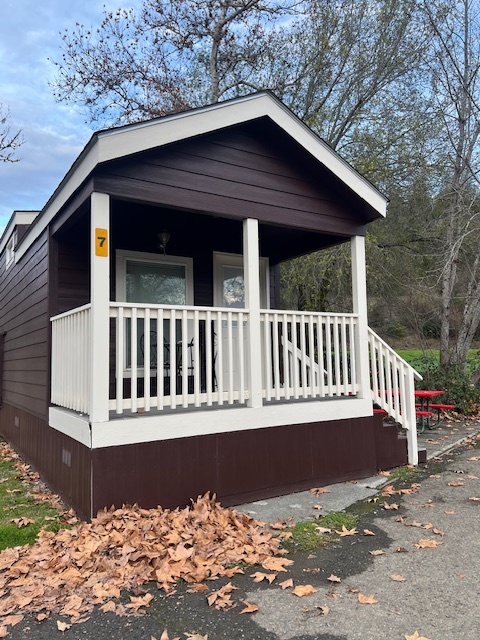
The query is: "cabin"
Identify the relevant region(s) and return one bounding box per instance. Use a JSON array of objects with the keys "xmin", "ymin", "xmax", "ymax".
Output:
[{"xmin": 0, "ymin": 92, "xmax": 420, "ymax": 520}]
